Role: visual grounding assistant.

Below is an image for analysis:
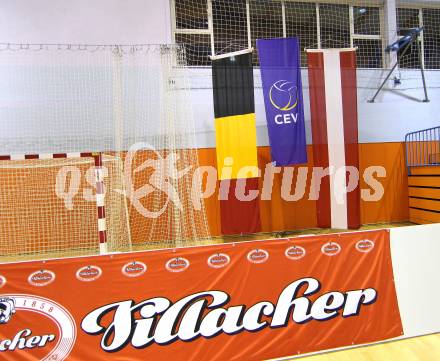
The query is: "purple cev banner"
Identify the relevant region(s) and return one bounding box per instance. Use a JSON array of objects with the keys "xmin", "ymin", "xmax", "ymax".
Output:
[{"xmin": 257, "ymin": 37, "xmax": 307, "ymax": 166}]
